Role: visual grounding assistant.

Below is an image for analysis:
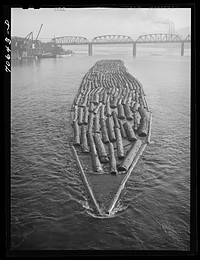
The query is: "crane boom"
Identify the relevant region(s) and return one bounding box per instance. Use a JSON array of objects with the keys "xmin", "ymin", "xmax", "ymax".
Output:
[
  {"xmin": 35, "ymin": 24, "xmax": 43, "ymax": 40},
  {"xmin": 24, "ymin": 32, "xmax": 33, "ymax": 41}
]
